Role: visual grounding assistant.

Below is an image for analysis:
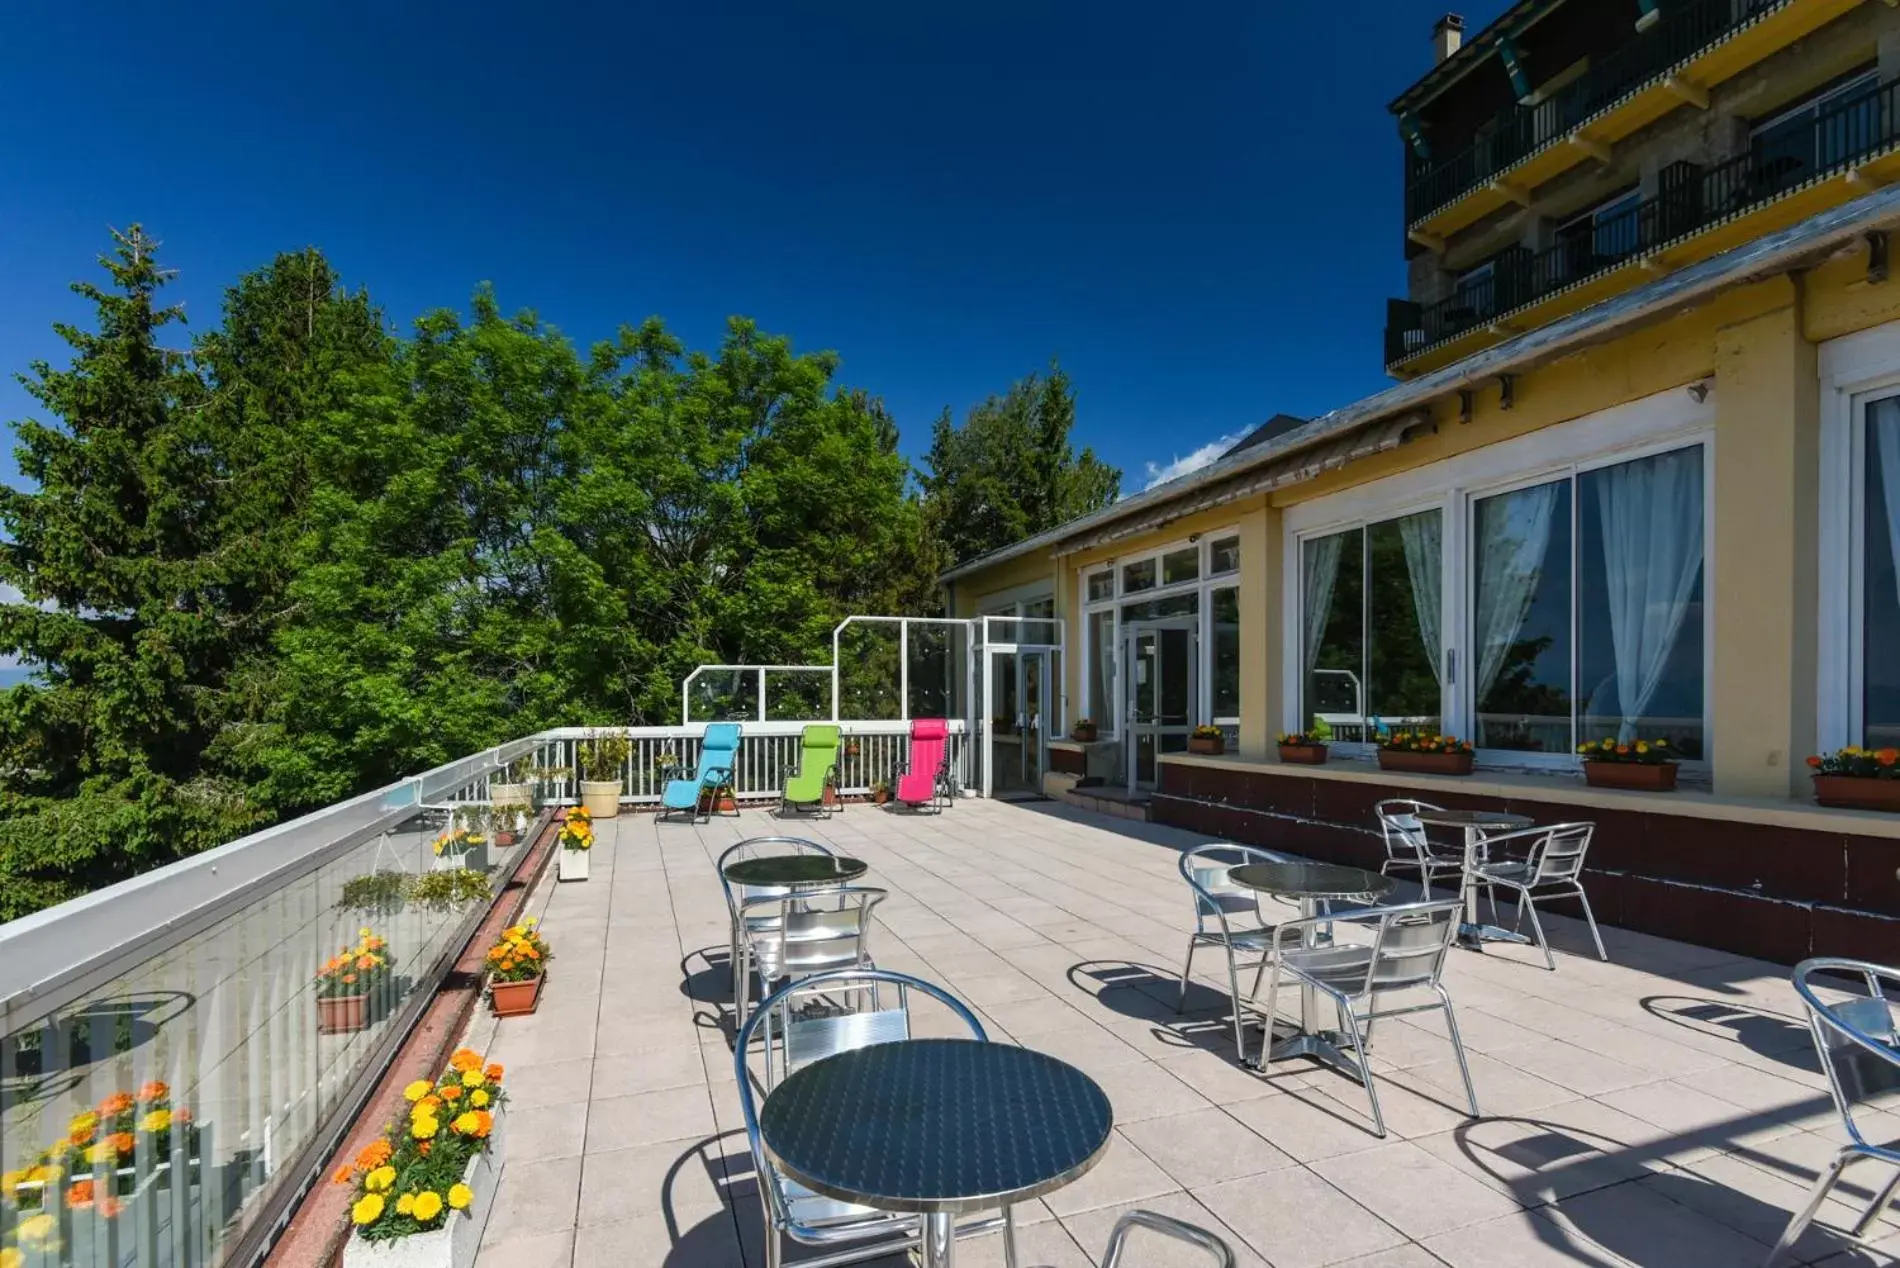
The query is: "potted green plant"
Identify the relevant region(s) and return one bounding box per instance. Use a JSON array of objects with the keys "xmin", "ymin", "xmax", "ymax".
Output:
[
  {"xmin": 871, "ymin": 779, "xmax": 891, "ymax": 806},
  {"xmin": 1277, "ymin": 731, "xmax": 1328, "ymax": 765},
  {"xmin": 1578, "ymin": 736, "xmax": 1679, "ymax": 790},
  {"xmin": 1375, "ymin": 731, "xmax": 1475, "ymax": 776},
  {"xmin": 431, "ymin": 809, "xmax": 488, "ymax": 873},
  {"xmin": 1187, "ymin": 725, "xmax": 1225, "ymax": 756},
  {"xmin": 1071, "ymin": 719, "xmax": 1098, "ymax": 743},
  {"xmin": 337, "ymin": 870, "xmax": 410, "ymax": 917},
  {"xmin": 408, "ymin": 869, "xmax": 492, "ymax": 912},
  {"xmin": 316, "ymin": 930, "xmax": 393, "ymax": 1035},
  {"xmin": 1807, "ymin": 746, "xmax": 1900, "ymax": 810},
  {"xmin": 487, "ymin": 759, "xmax": 536, "ymax": 842},
  {"xmin": 578, "ymin": 730, "xmax": 630, "ymax": 819}
]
